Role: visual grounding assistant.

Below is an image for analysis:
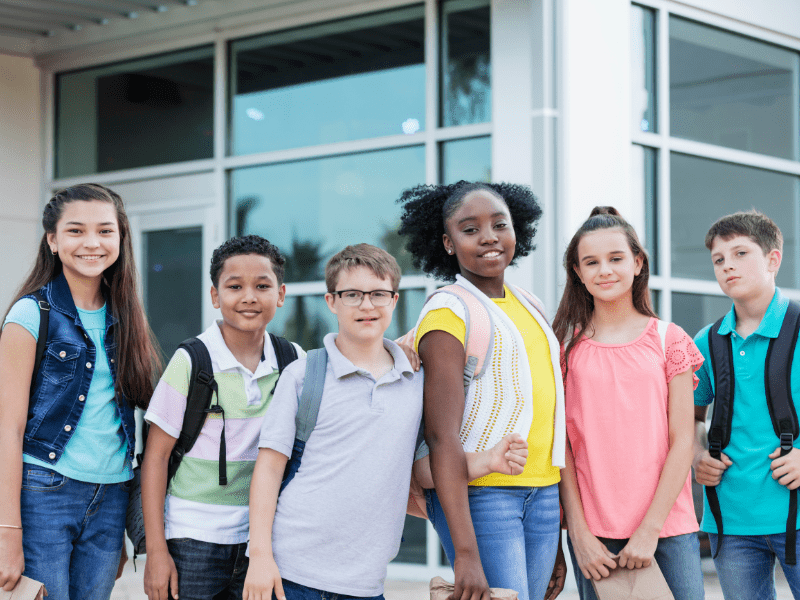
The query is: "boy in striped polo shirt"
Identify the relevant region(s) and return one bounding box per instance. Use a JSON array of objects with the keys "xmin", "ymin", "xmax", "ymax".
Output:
[{"xmin": 141, "ymin": 235, "xmax": 301, "ymax": 600}]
